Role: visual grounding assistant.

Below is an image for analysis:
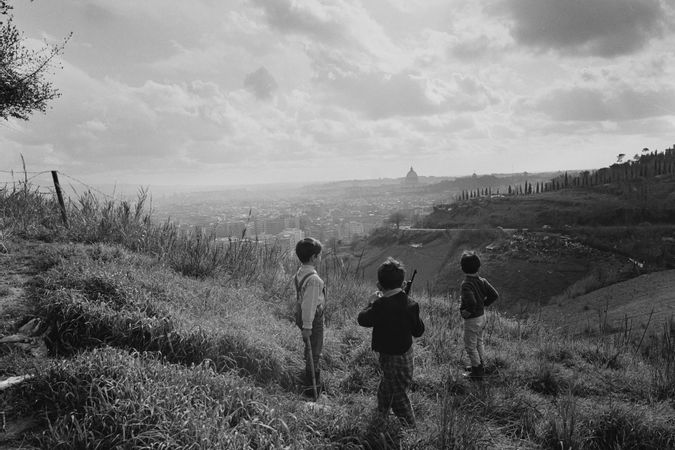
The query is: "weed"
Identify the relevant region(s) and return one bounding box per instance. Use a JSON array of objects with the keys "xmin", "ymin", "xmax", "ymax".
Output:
[
  {"xmin": 541, "ymin": 391, "xmax": 581, "ymax": 450},
  {"xmin": 528, "ymin": 361, "xmax": 566, "ymax": 396},
  {"xmin": 433, "ymin": 392, "xmax": 491, "ymax": 450}
]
